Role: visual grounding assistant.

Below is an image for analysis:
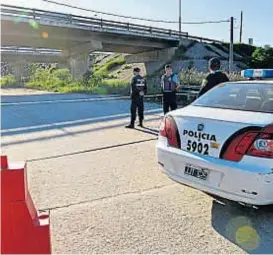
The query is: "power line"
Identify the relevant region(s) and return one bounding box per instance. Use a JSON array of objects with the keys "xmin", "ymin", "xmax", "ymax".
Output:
[
  {"xmin": 183, "ymin": 20, "xmax": 230, "ymax": 24},
  {"xmin": 42, "ymin": 0, "xmax": 230, "ymax": 25}
]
